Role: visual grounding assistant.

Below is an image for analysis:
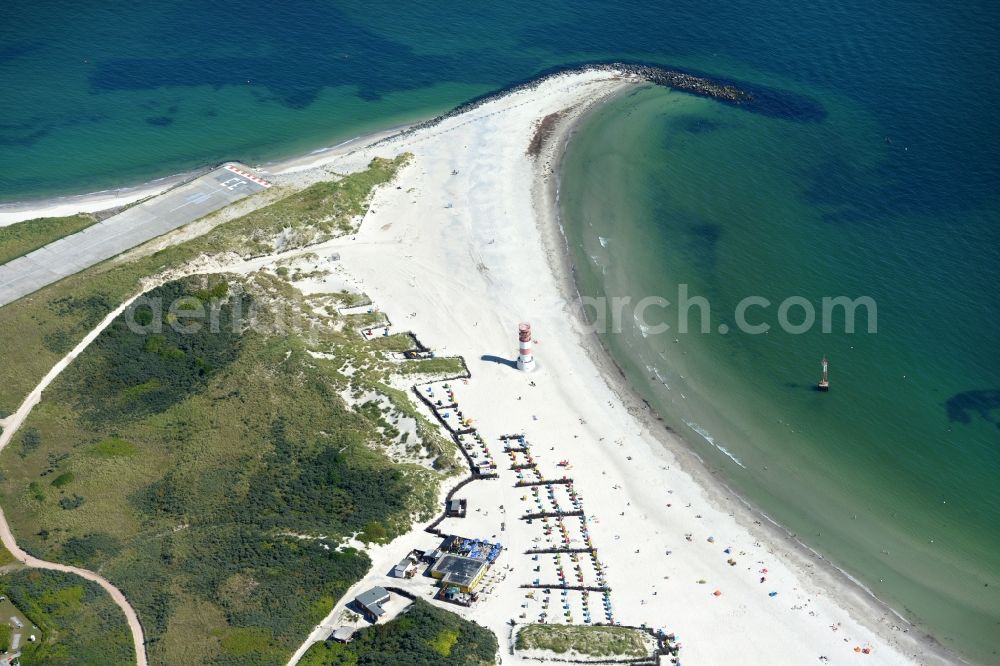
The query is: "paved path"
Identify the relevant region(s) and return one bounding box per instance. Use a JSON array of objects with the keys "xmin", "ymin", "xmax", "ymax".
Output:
[
  {"xmin": 0, "ymin": 291, "xmax": 149, "ymax": 665},
  {"xmin": 0, "ymin": 164, "xmax": 268, "ymax": 307}
]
